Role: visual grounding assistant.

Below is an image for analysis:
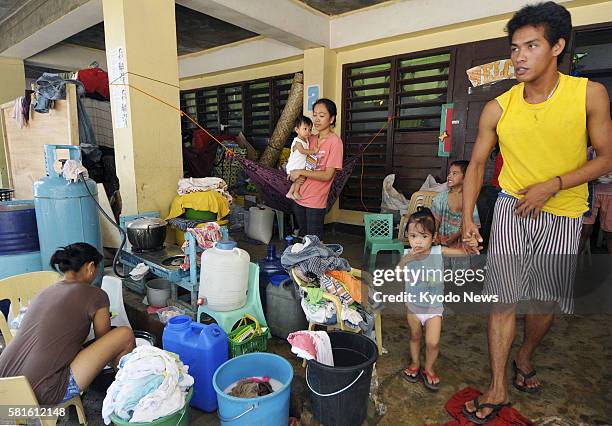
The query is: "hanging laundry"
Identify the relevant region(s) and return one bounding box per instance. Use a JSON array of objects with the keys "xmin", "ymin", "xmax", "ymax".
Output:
[
  {"xmin": 33, "ymin": 73, "xmax": 101, "ymax": 163},
  {"xmin": 21, "ymin": 93, "xmax": 32, "ymax": 125},
  {"xmin": 11, "ymin": 97, "xmax": 25, "ymax": 129},
  {"xmin": 287, "ymin": 331, "xmax": 334, "ymax": 366},
  {"xmin": 102, "ymin": 346, "xmax": 193, "ymax": 425},
  {"xmin": 77, "ymin": 67, "xmax": 110, "ymax": 100},
  {"xmin": 62, "ymin": 160, "xmax": 89, "ymax": 183}
]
